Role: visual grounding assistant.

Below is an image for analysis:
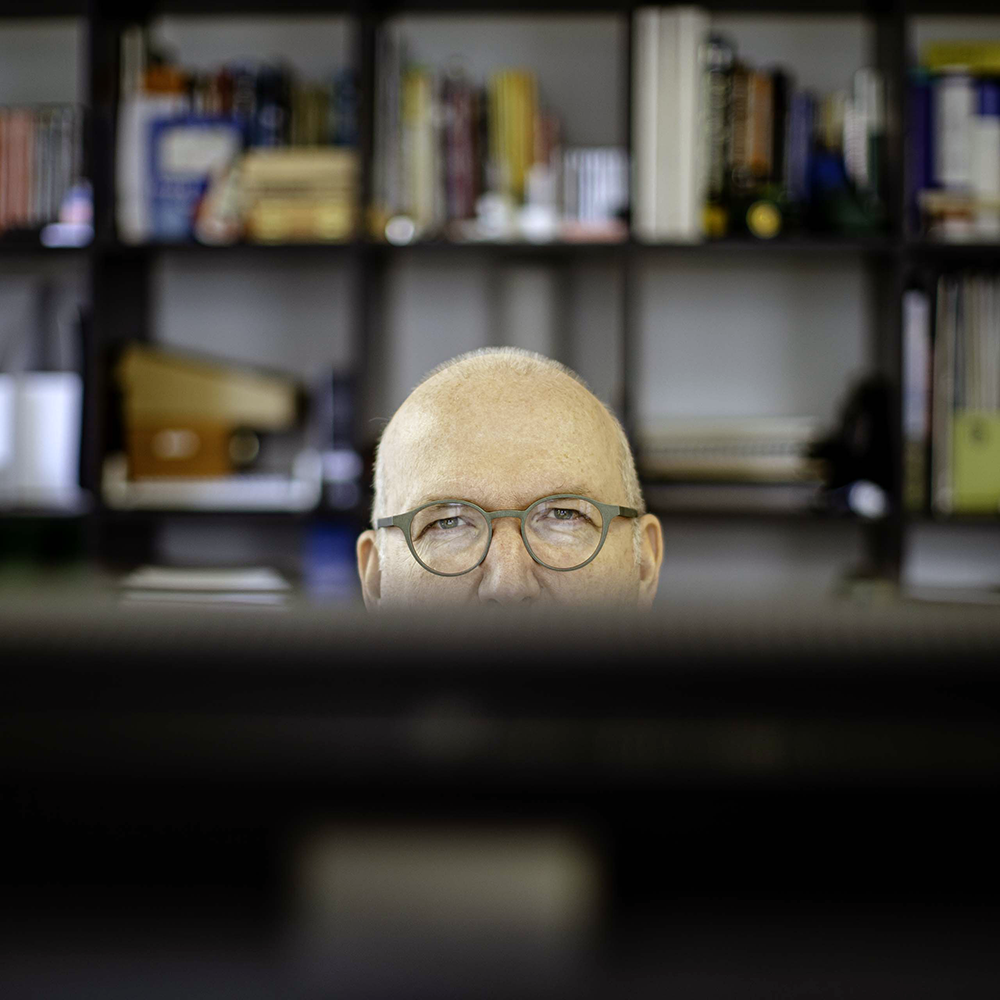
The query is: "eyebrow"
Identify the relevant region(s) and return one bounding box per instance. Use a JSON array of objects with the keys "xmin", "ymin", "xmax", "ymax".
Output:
[{"xmin": 407, "ymin": 486, "xmax": 597, "ymax": 511}]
